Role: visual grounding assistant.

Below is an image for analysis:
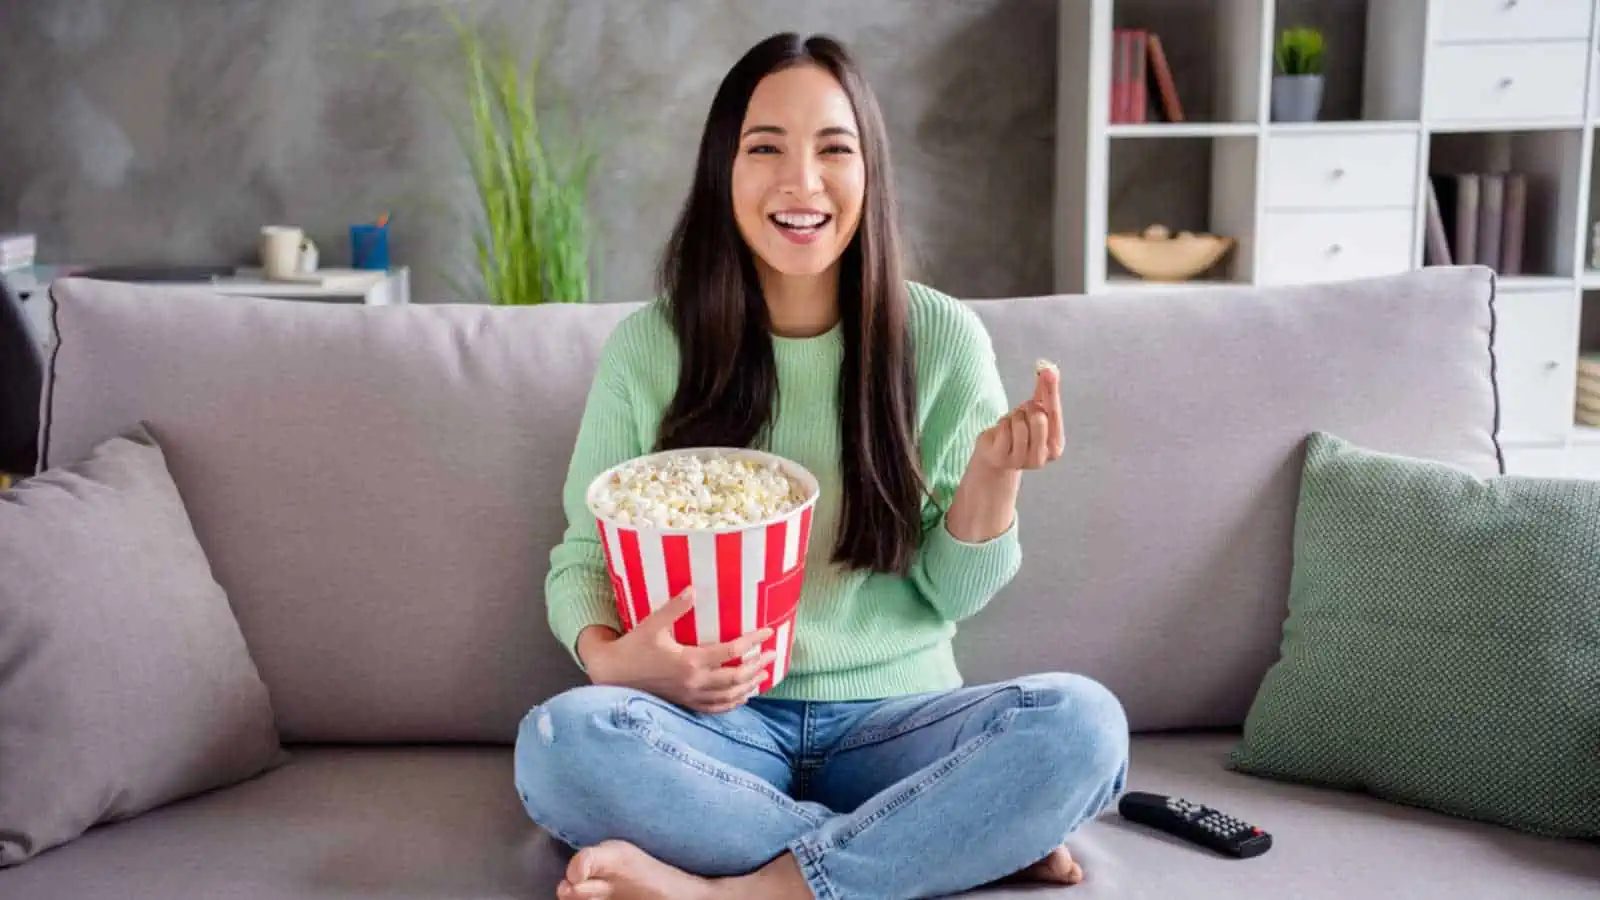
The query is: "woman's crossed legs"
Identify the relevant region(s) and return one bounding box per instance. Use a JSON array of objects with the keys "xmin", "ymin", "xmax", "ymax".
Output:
[{"xmin": 514, "ymin": 673, "xmax": 1129, "ymax": 899}]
